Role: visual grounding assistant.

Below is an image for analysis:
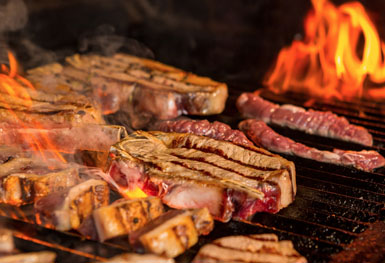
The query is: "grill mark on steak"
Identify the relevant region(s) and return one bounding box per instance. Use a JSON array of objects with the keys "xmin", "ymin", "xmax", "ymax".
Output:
[
  {"xmin": 193, "ymin": 234, "xmax": 307, "ymax": 263},
  {"xmin": 109, "ymin": 131, "xmax": 296, "ymax": 220},
  {"xmin": 167, "ymin": 134, "xmax": 296, "ymax": 199},
  {"xmin": 167, "ymin": 153, "xmax": 283, "ymax": 189},
  {"xmin": 169, "ymin": 153, "xmax": 263, "ymax": 181},
  {"xmin": 138, "ymin": 151, "xmax": 268, "ymax": 197},
  {"xmin": 173, "ymin": 139, "xmax": 277, "ymax": 172}
]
